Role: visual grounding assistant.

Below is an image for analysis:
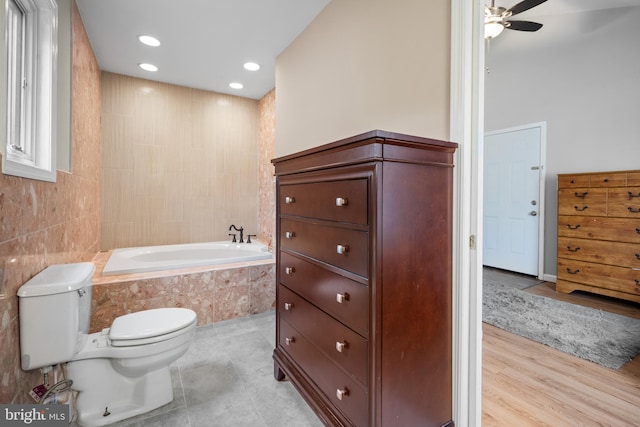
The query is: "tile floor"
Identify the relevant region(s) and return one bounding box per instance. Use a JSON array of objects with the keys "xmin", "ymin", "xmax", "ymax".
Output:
[{"xmin": 88, "ymin": 310, "xmax": 322, "ymax": 427}]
